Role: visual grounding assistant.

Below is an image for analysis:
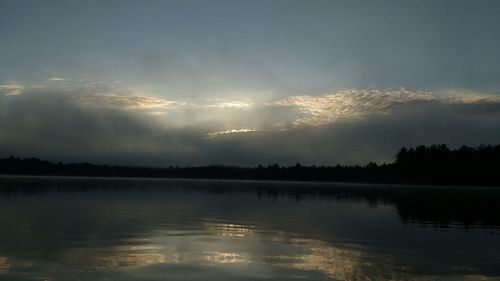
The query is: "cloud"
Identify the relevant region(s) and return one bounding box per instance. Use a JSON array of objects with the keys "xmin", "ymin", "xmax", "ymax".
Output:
[
  {"xmin": 272, "ymin": 88, "xmax": 435, "ymax": 126},
  {"xmin": 0, "ymin": 86, "xmax": 500, "ymax": 166},
  {"xmin": 273, "ymin": 88, "xmax": 500, "ymax": 127},
  {"xmin": 147, "ymin": 111, "xmax": 167, "ymax": 116},
  {"xmin": 205, "ymin": 100, "xmax": 254, "ymax": 109},
  {"xmin": 74, "ymin": 93, "xmax": 178, "ymax": 110},
  {"xmin": 48, "ymin": 77, "xmax": 69, "ymax": 81},
  {"xmin": 206, "ymin": 128, "xmax": 259, "ymax": 138},
  {"xmin": 0, "ymin": 83, "xmax": 25, "ymax": 96}
]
